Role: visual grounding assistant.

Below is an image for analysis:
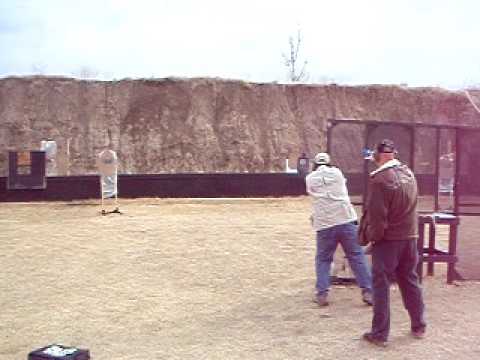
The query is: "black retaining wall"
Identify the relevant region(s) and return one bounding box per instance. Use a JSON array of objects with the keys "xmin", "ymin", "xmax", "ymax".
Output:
[
  {"xmin": 0, "ymin": 172, "xmax": 442, "ymax": 202},
  {"xmin": 0, "ymin": 173, "xmax": 306, "ymax": 202}
]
